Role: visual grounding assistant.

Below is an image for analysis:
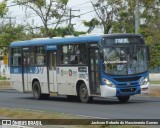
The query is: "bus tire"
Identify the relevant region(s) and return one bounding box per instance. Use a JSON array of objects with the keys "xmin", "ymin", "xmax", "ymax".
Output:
[
  {"xmin": 79, "ymin": 83, "xmax": 93, "ymax": 103},
  {"xmin": 117, "ymin": 96, "xmax": 130, "ymax": 103},
  {"xmin": 32, "ymin": 81, "xmax": 42, "ymax": 100}
]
